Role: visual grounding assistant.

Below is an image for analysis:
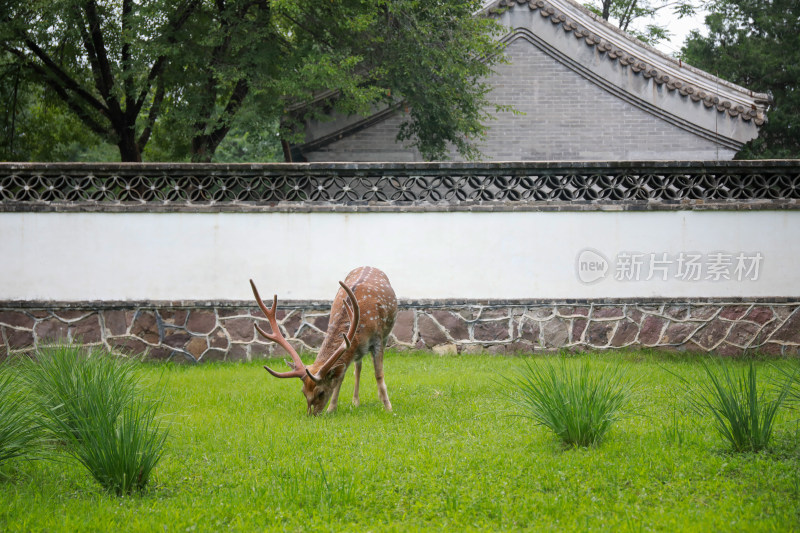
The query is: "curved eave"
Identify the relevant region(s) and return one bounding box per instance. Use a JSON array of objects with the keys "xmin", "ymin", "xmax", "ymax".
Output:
[{"xmin": 484, "ymin": 0, "xmax": 769, "ymax": 125}]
